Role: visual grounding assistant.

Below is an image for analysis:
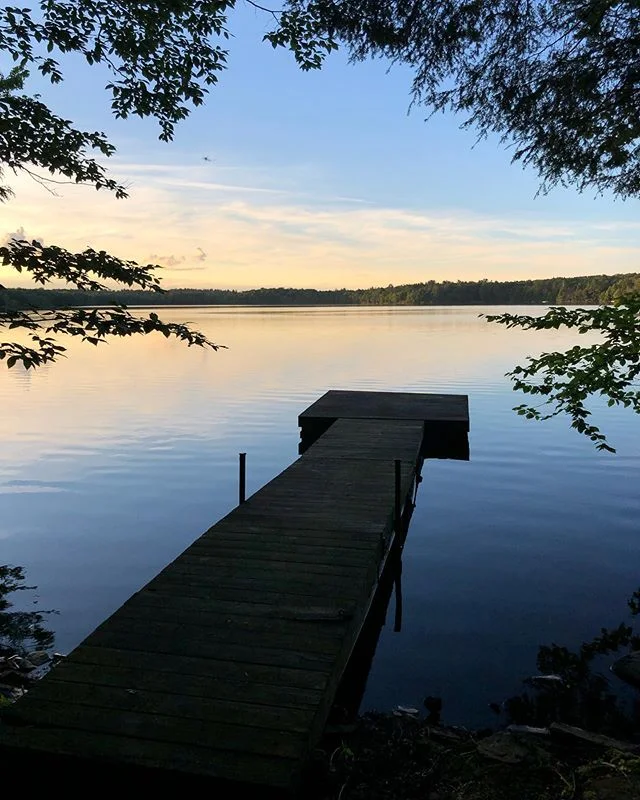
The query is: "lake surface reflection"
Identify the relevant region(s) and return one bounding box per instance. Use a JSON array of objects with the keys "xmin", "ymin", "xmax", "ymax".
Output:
[{"xmin": 2, "ymin": 306, "xmax": 639, "ymax": 726}]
